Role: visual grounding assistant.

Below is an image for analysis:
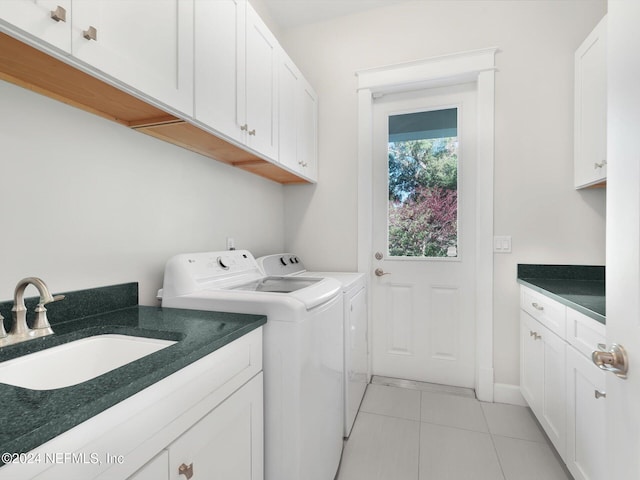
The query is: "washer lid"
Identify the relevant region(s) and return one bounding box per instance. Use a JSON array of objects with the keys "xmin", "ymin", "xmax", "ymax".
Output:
[{"xmin": 232, "ymin": 276, "xmax": 322, "ymax": 293}]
